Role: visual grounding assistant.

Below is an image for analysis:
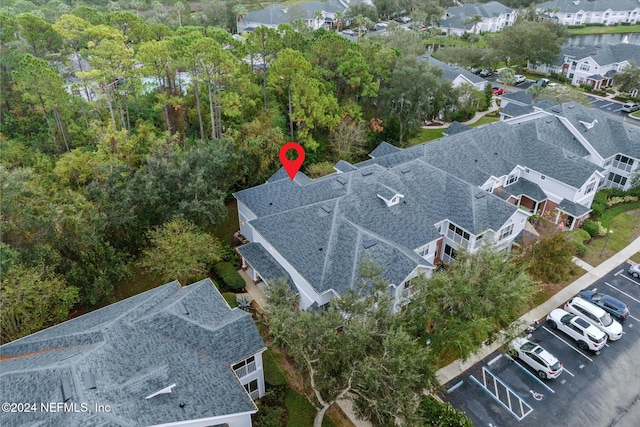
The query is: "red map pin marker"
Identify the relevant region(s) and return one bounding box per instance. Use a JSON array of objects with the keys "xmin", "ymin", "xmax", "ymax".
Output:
[{"xmin": 279, "ymin": 142, "xmax": 305, "ymax": 180}]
